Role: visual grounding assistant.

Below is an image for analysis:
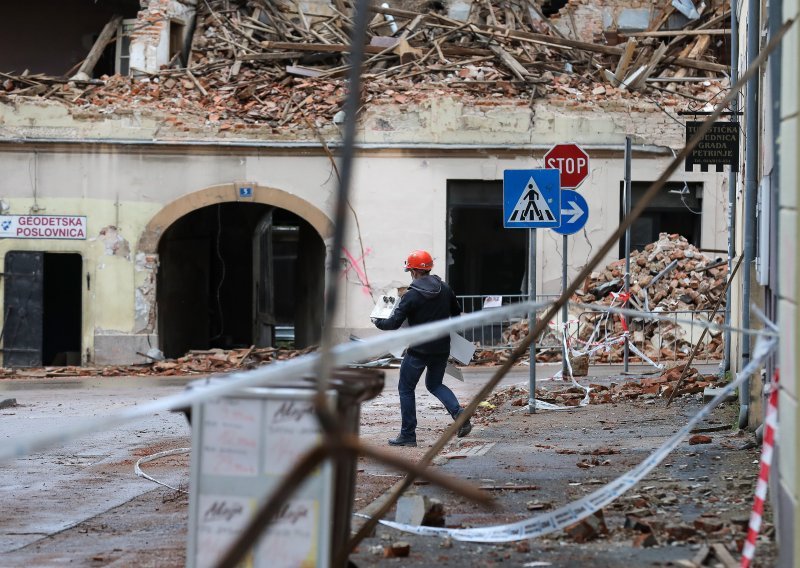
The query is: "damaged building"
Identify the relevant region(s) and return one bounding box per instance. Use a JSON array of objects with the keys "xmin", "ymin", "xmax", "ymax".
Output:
[{"xmin": 0, "ymin": 0, "xmax": 731, "ymax": 366}]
